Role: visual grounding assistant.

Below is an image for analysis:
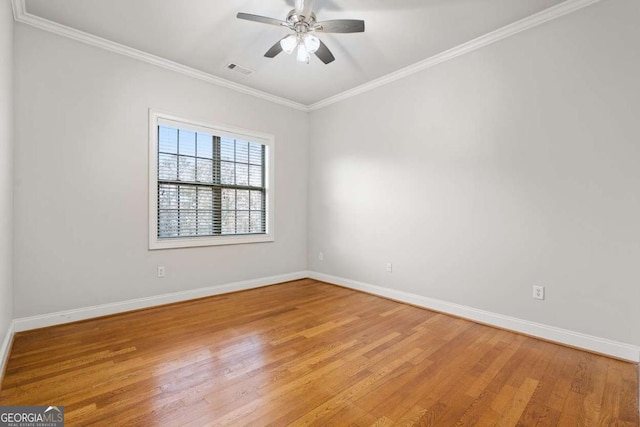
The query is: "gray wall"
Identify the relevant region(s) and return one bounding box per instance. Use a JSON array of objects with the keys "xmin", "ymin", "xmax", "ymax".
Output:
[
  {"xmin": 9, "ymin": 0, "xmax": 640, "ymax": 349},
  {"xmin": 0, "ymin": 0, "xmax": 14, "ymax": 350},
  {"xmin": 13, "ymin": 24, "xmax": 308, "ymax": 317},
  {"xmin": 308, "ymin": 0, "xmax": 640, "ymax": 345}
]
